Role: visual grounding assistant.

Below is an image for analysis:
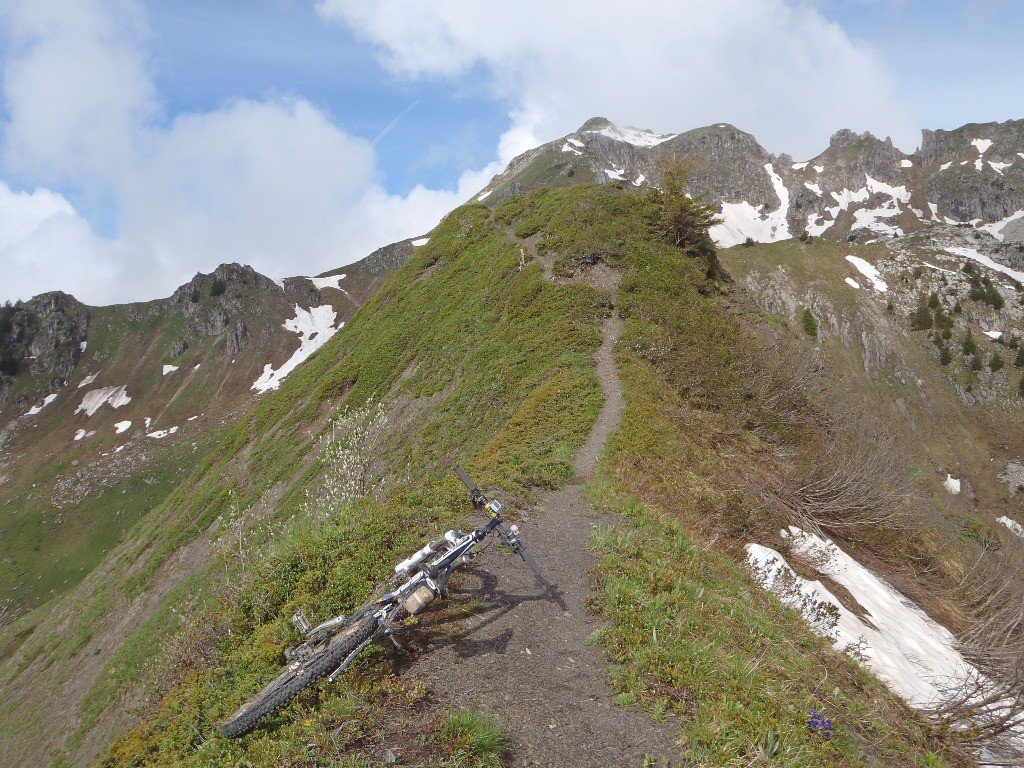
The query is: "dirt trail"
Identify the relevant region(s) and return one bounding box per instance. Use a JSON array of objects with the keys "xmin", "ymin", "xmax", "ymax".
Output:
[{"xmin": 404, "ymin": 313, "xmax": 682, "ymax": 767}]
